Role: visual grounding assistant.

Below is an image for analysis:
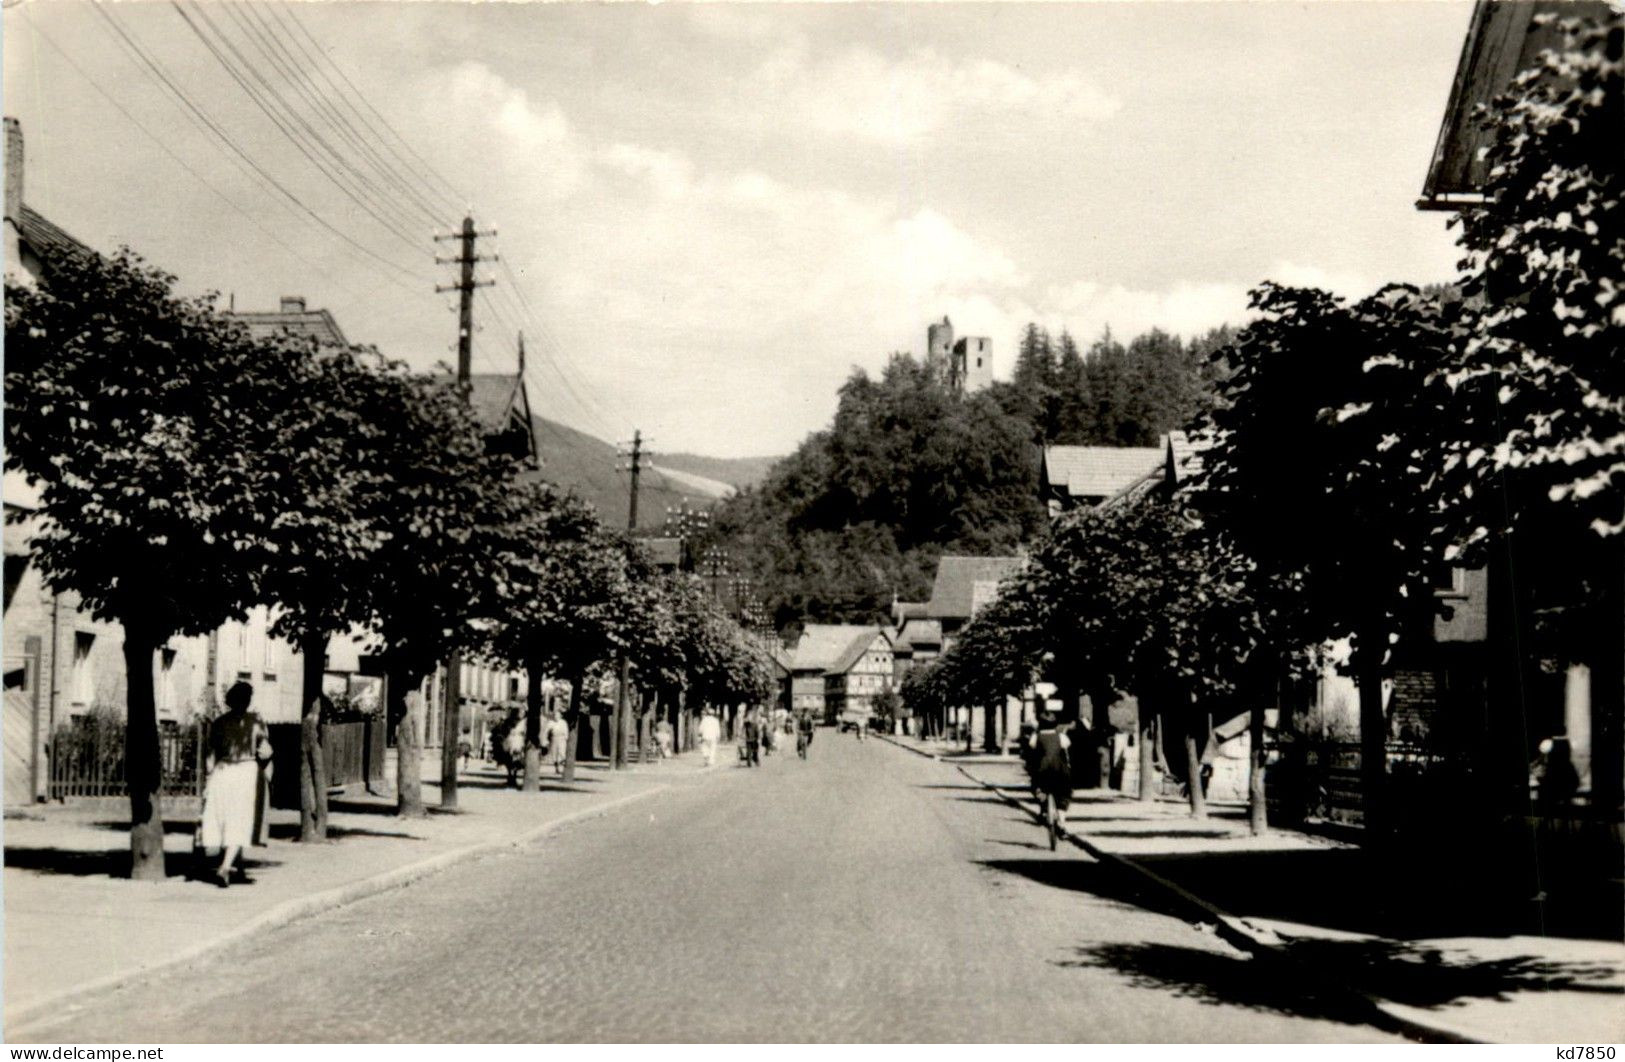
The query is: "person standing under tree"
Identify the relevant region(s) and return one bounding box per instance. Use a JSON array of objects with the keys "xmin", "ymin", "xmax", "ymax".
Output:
[
  {"xmin": 698, "ymin": 709, "xmax": 722, "ymax": 768},
  {"xmin": 199, "ymin": 682, "xmax": 273, "ymax": 888},
  {"xmin": 547, "ymin": 711, "xmax": 571, "ymax": 777}
]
